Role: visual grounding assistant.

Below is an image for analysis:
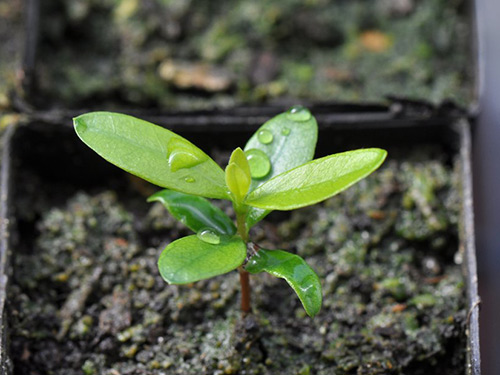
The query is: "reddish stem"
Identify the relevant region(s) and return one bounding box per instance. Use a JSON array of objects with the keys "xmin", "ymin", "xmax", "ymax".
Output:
[{"xmin": 239, "ymin": 267, "xmax": 251, "ymax": 314}]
